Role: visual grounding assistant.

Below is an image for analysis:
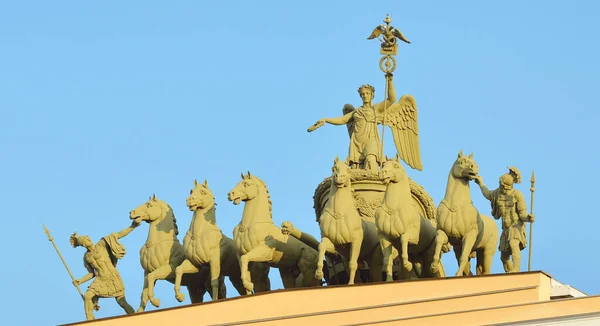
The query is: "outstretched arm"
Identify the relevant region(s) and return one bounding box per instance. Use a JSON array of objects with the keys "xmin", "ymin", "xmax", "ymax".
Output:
[
  {"xmin": 308, "ymin": 112, "xmax": 354, "ymax": 132},
  {"xmin": 116, "ymin": 218, "xmax": 142, "ymax": 239},
  {"xmin": 474, "ymin": 176, "xmax": 493, "ymax": 201},
  {"xmin": 281, "ymin": 221, "xmax": 321, "ymax": 251}
]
